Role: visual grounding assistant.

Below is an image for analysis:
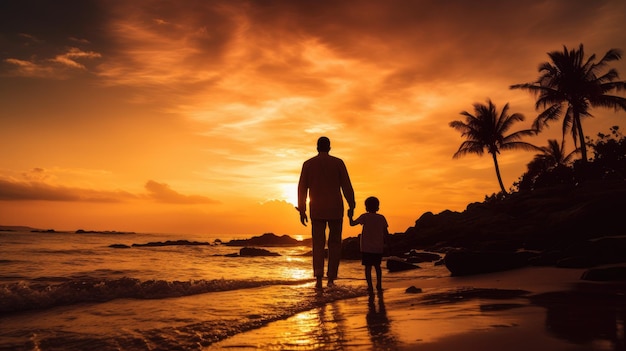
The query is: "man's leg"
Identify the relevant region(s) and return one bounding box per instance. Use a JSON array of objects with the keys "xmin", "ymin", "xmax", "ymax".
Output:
[
  {"xmin": 311, "ymin": 219, "xmax": 327, "ymax": 287},
  {"xmin": 326, "ymin": 219, "xmax": 343, "ymax": 283}
]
